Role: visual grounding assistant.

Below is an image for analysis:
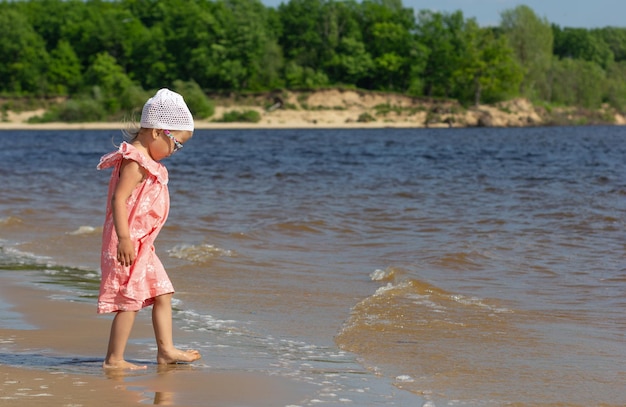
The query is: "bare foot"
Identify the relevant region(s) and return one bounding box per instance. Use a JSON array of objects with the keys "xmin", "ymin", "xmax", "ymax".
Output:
[
  {"xmin": 102, "ymin": 359, "xmax": 148, "ymax": 370},
  {"xmin": 157, "ymin": 348, "xmax": 202, "ymax": 364}
]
